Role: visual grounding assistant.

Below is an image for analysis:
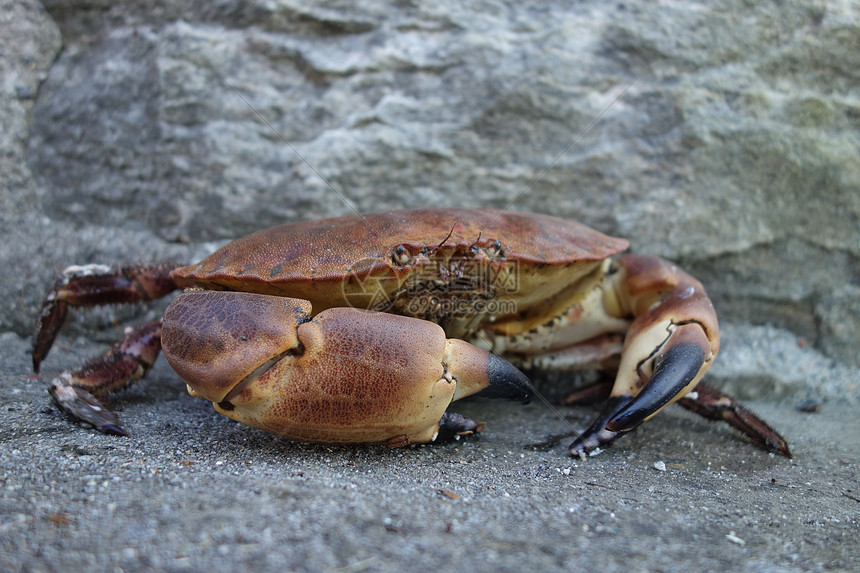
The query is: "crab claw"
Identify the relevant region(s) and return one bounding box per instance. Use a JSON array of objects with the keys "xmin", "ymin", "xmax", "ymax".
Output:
[
  {"xmin": 569, "ymin": 339, "xmax": 708, "ymax": 456},
  {"xmin": 605, "ymin": 341, "xmax": 706, "ymax": 432},
  {"xmin": 162, "ymin": 291, "xmax": 531, "ymax": 445},
  {"xmin": 570, "ymin": 255, "xmax": 719, "ymax": 457}
]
